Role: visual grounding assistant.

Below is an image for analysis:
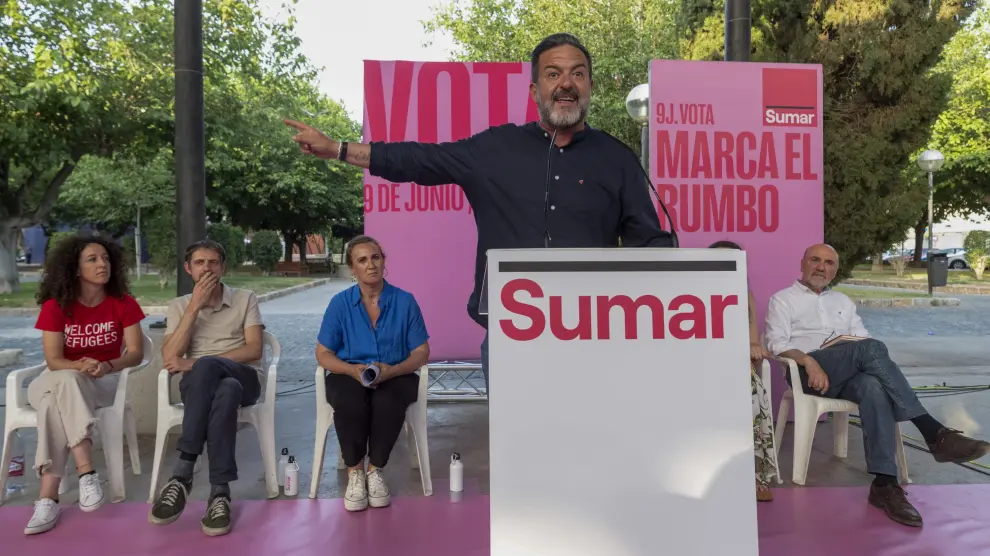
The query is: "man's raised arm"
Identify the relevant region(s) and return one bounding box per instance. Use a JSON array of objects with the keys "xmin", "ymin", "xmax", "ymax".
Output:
[{"xmin": 283, "ymin": 119, "xmax": 480, "ymax": 189}]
